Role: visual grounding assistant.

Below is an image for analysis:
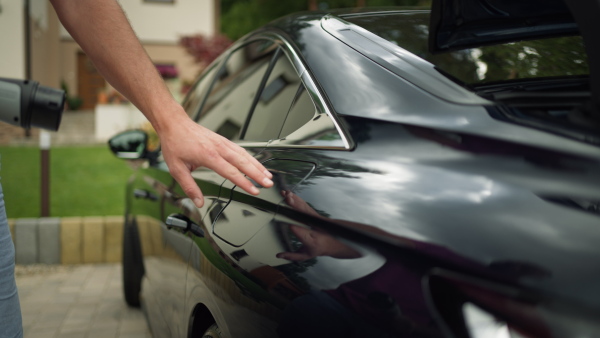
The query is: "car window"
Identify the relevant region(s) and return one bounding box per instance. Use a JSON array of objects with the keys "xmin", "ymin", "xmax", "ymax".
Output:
[
  {"xmin": 181, "ymin": 63, "xmax": 219, "ymax": 119},
  {"xmin": 279, "ymin": 85, "xmax": 317, "ymax": 139},
  {"xmin": 197, "ymin": 39, "xmax": 276, "ymax": 140},
  {"xmin": 344, "ymin": 12, "xmax": 588, "ymax": 86},
  {"xmin": 242, "ymin": 50, "xmax": 302, "ymax": 141}
]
